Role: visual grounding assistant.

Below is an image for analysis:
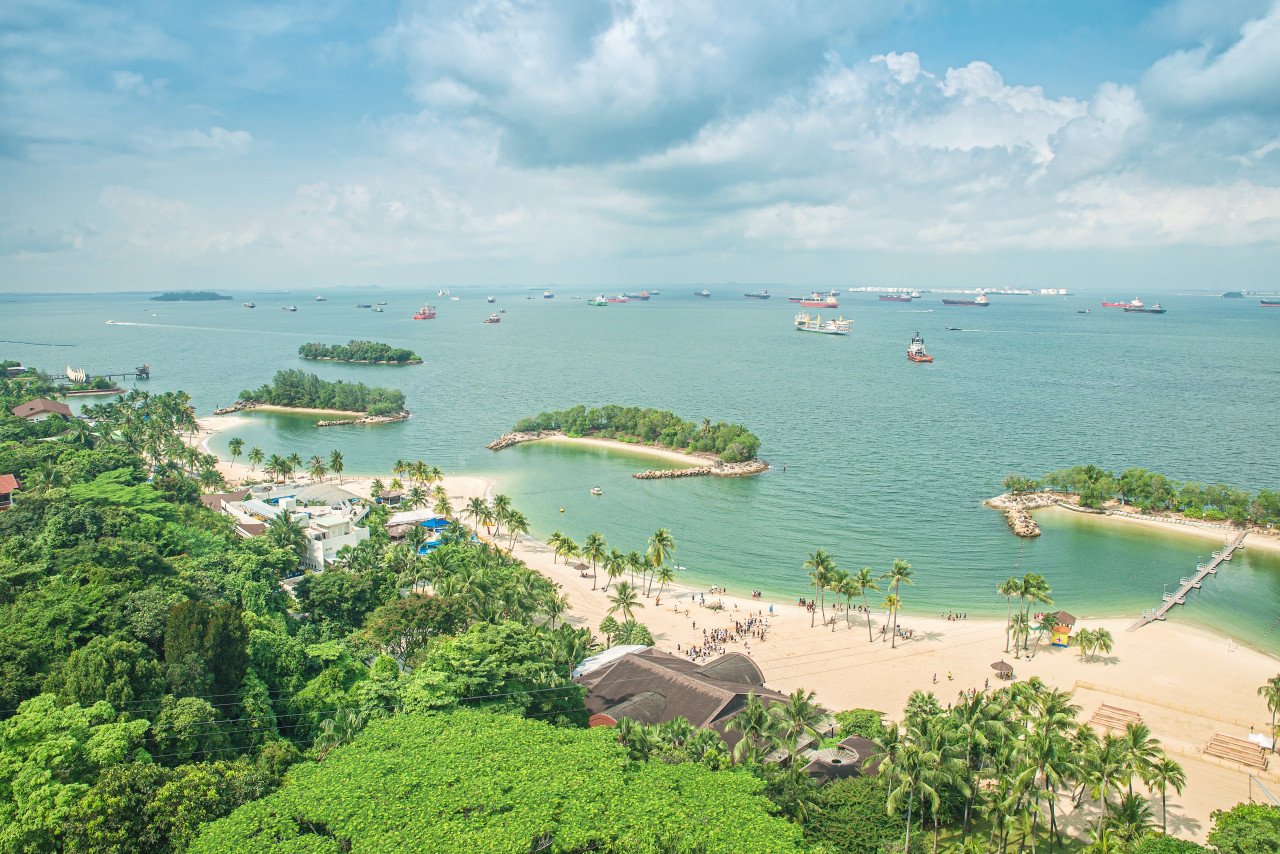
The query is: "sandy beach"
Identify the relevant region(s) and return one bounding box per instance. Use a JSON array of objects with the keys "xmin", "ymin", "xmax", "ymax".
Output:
[
  {"xmin": 1037, "ymin": 504, "xmax": 1280, "ymax": 554},
  {"xmin": 190, "ymin": 413, "xmax": 1280, "ymax": 841},
  {"xmin": 522, "ymin": 433, "xmax": 706, "ymax": 468}
]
